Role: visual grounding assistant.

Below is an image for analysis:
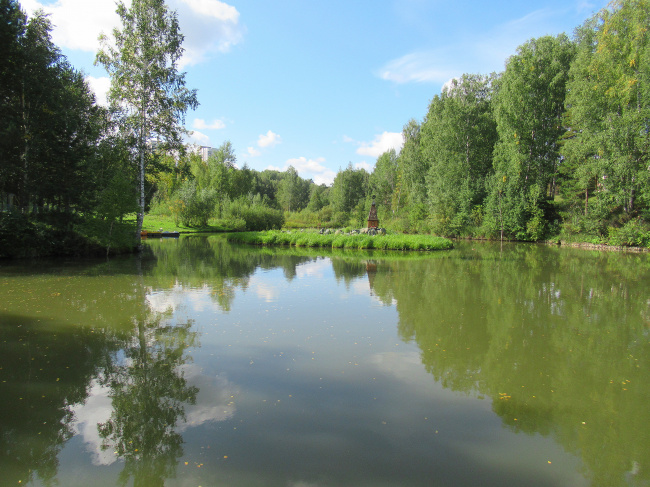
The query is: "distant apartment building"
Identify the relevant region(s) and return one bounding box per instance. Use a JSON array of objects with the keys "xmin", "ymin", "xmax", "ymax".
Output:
[{"xmin": 198, "ymin": 146, "xmax": 214, "ymax": 162}]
